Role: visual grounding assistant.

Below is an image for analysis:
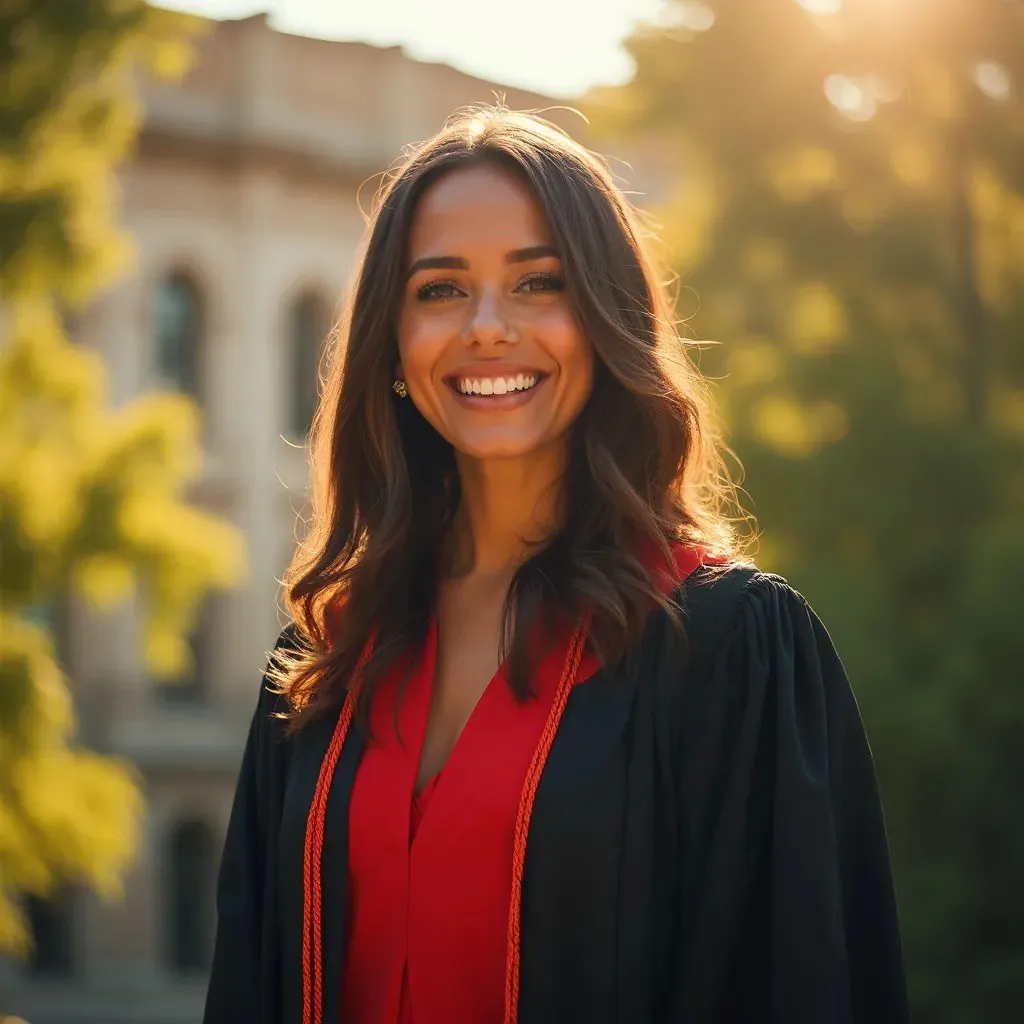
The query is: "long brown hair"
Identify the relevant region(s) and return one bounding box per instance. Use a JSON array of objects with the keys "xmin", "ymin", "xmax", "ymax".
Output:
[{"xmin": 274, "ymin": 105, "xmax": 741, "ymax": 730}]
